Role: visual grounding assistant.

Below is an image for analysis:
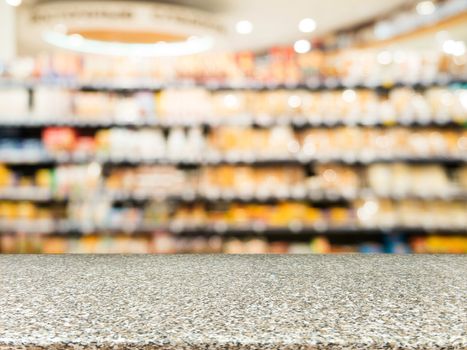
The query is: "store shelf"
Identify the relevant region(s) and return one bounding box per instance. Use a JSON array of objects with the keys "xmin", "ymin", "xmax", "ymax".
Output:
[
  {"xmin": 168, "ymin": 226, "xmax": 467, "ymax": 237},
  {"xmin": 0, "ymin": 78, "xmax": 466, "ymax": 92},
  {"xmin": 0, "ymin": 118, "xmax": 164, "ymax": 128},
  {"xmin": 0, "ymin": 219, "xmax": 57, "ymax": 234},
  {"xmin": 0, "ymin": 116, "xmax": 465, "ymax": 129},
  {"xmin": 109, "ymin": 191, "xmax": 467, "ymax": 203},
  {"xmin": 1, "ymin": 187, "xmax": 466, "ymax": 203},
  {"xmin": 2, "ymin": 154, "xmax": 466, "ymax": 166},
  {"xmin": 1, "ymin": 0, "xmax": 466, "ymax": 256},
  {"xmin": 1, "ymin": 219, "xmax": 466, "ymax": 235},
  {"xmin": 0, "ymin": 187, "xmax": 58, "ymax": 201}
]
